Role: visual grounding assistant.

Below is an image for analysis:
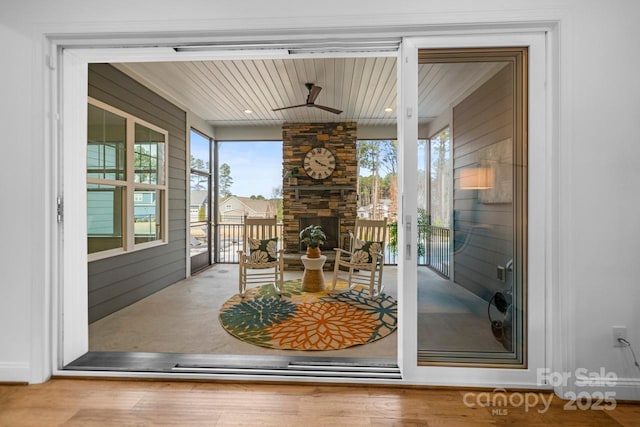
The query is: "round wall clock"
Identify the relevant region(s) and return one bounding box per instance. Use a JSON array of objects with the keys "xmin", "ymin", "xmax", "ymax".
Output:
[{"xmin": 303, "ymin": 147, "xmax": 336, "ymax": 180}]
